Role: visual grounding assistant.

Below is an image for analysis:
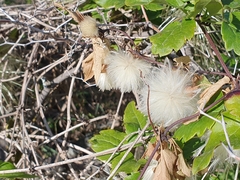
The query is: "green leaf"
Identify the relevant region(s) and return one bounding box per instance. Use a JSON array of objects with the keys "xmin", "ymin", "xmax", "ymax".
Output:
[
  {"xmin": 0, "ymin": 162, "xmax": 37, "ymax": 178},
  {"xmin": 8, "ymin": 28, "xmax": 19, "ymax": 41},
  {"xmin": 192, "ymin": 150, "xmax": 214, "ymax": 174},
  {"xmin": 144, "ymin": 0, "xmax": 165, "ymax": 11},
  {"xmin": 221, "ymin": 53, "xmax": 236, "ymax": 68},
  {"xmin": 123, "ymin": 101, "xmax": 147, "ymax": 135},
  {"xmin": 231, "ymin": 12, "xmax": 240, "ymax": 30},
  {"xmin": 205, "ymin": 0, "xmax": 223, "ymax": 16},
  {"xmin": 181, "ymin": 138, "xmax": 205, "ymax": 160},
  {"xmin": 222, "ymin": 0, "xmax": 240, "ymax": 8},
  {"xmin": 111, "ymin": 152, "xmax": 145, "ymax": 173},
  {"xmin": 188, "ymin": 0, "xmax": 222, "ymax": 17},
  {"xmin": 206, "ymin": 112, "xmax": 240, "ymax": 151},
  {"xmin": 124, "ymin": 172, "xmax": 140, "ymax": 180},
  {"xmin": 189, "ymin": 0, "xmax": 211, "ymax": 17},
  {"xmin": 223, "ymin": 113, "xmax": 240, "ymax": 148},
  {"xmin": 165, "ymin": 0, "xmax": 184, "ymax": 7},
  {"xmin": 224, "ymin": 90, "xmax": 240, "ymax": 117},
  {"xmin": 150, "ymin": 19, "xmax": 195, "ymax": 56},
  {"xmin": 93, "ymin": 0, "xmax": 125, "ymax": 8},
  {"xmin": 174, "ymin": 115, "xmax": 215, "ymax": 142},
  {"xmin": 174, "ymin": 90, "xmax": 224, "ymax": 142},
  {"xmin": 125, "ymin": 0, "xmax": 152, "ymax": 6},
  {"xmin": 221, "ymin": 21, "xmax": 240, "ymax": 55},
  {"xmin": 90, "ymin": 130, "xmax": 126, "ymax": 160},
  {"xmin": 89, "ymin": 128, "xmax": 145, "ymax": 175}
]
